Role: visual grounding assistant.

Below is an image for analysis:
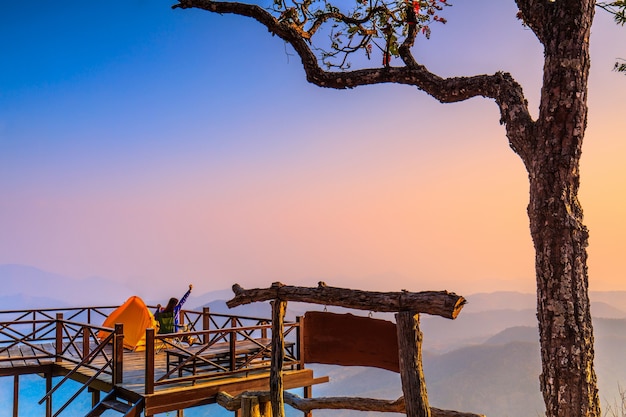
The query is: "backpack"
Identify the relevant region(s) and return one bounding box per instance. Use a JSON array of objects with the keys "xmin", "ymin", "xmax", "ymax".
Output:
[{"xmin": 155, "ymin": 311, "xmax": 175, "ymax": 334}]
